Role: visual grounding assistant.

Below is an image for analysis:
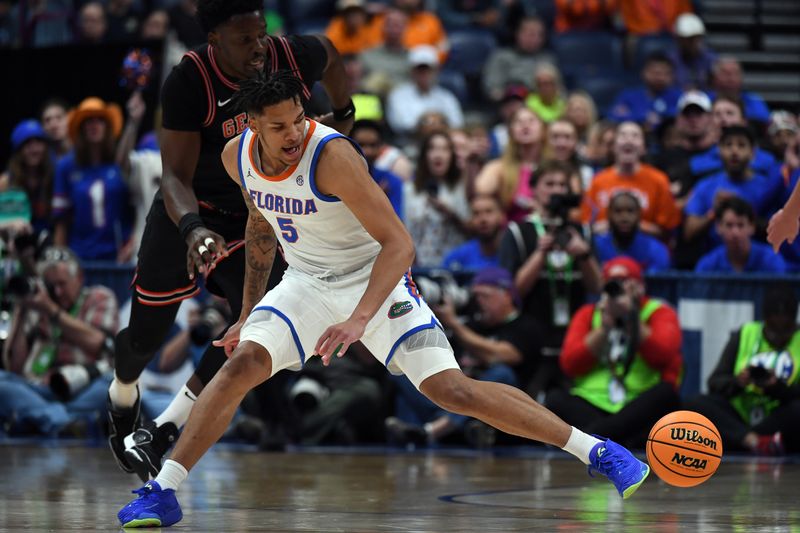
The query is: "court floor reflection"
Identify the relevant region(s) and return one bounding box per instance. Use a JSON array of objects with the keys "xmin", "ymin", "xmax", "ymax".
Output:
[{"xmin": 1, "ymin": 443, "xmax": 797, "ymax": 532}]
